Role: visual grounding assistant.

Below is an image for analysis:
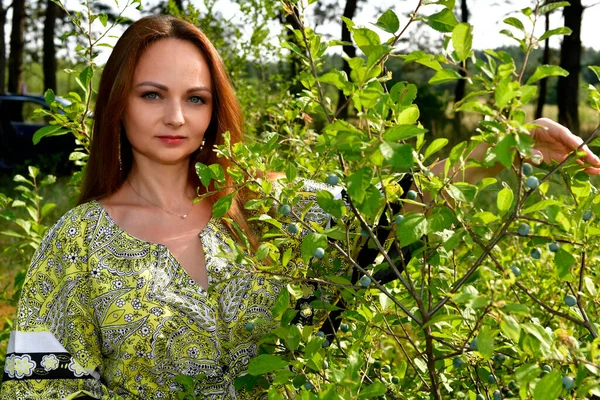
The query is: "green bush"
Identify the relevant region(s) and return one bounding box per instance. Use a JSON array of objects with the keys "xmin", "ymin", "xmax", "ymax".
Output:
[{"xmin": 3, "ymin": 0, "xmax": 600, "ymax": 399}]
